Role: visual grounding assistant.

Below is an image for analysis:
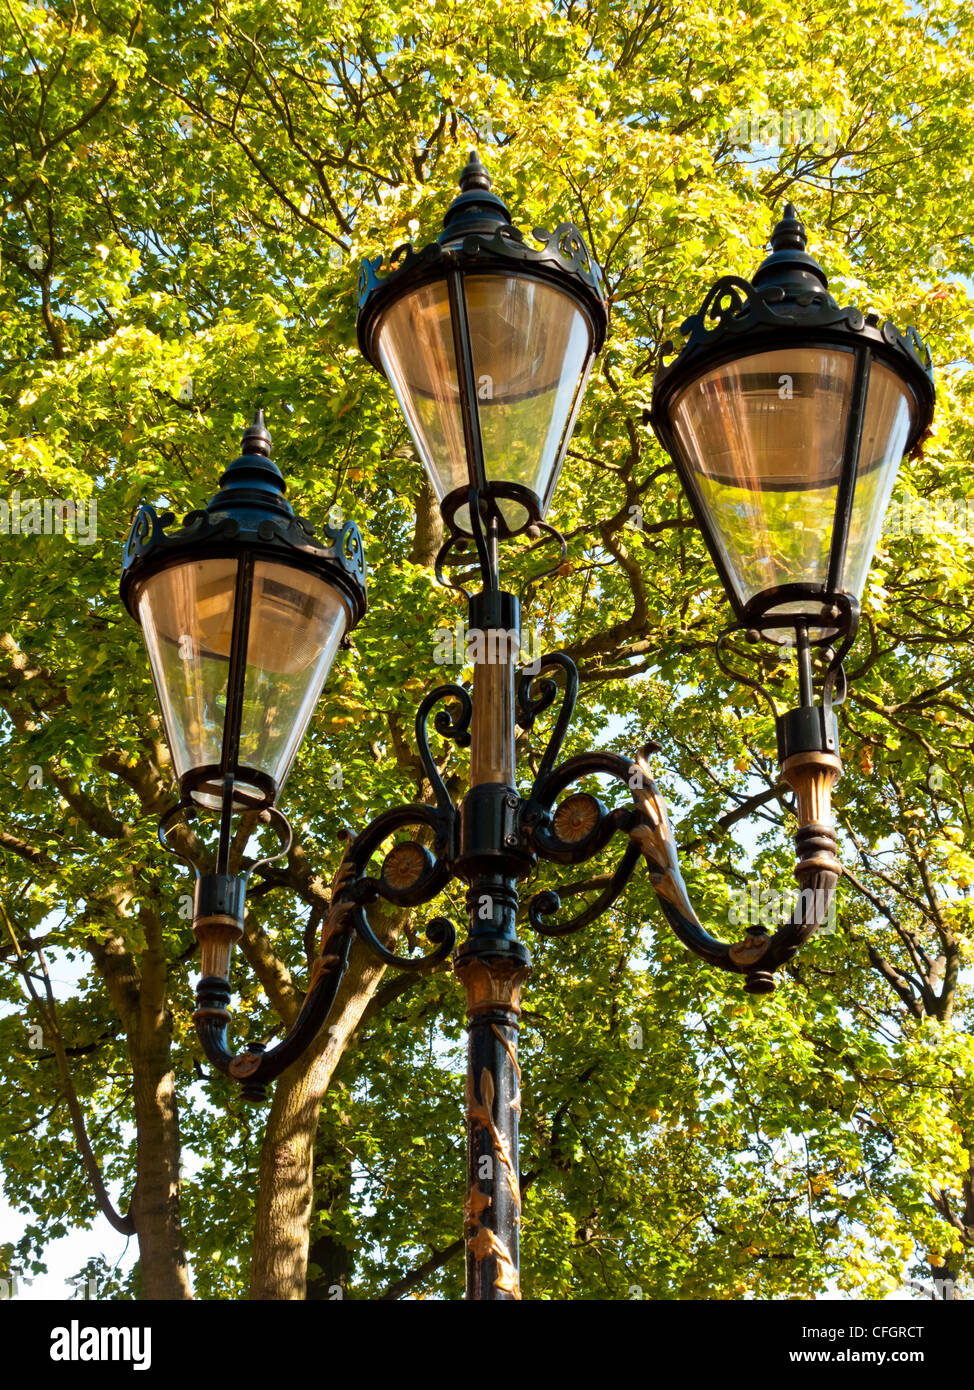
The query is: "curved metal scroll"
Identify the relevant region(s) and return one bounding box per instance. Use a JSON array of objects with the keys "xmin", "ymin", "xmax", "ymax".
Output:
[
  {"xmin": 335, "ymin": 800, "xmax": 459, "ymax": 970},
  {"xmin": 523, "ymin": 744, "xmax": 838, "ymax": 992},
  {"xmin": 527, "ymin": 842, "xmax": 642, "ymax": 936},
  {"xmin": 517, "ymin": 522, "xmax": 569, "ymax": 598},
  {"xmin": 517, "ymin": 652, "xmax": 580, "ymax": 792},
  {"xmin": 415, "ymin": 683, "xmax": 473, "ymax": 819},
  {"xmin": 715, "ymin": 629, "xmax": 779, "ymax": 719},
  {"xmin": 433, "ymin": 534, "xmax": 477, "ymax": 598},
  {"xmin": 820, "ymin": 592, "xmax": 858, "ymax": 726},
  {"xmin": 159, "ymin": 799, "xmax": 293, "ymax": 882},
  {"xmin": 195, "ymin": 794, "xmax": 461, "ymax": 1096},
  {"xmin": 184, "ymin": 671, "xmax": 473, "ymax": 1098}
]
